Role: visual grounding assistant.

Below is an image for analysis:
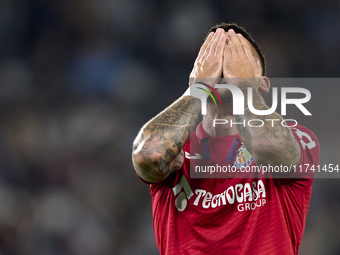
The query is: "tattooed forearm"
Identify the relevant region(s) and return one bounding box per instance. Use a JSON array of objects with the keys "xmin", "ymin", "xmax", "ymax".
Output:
[
  {"xmin": 132, "ymin": 97, "xmax": 201, "ymax": 182},
  {"xmin": 158, "ymin": 157, "xmax": 169, "ymax": 172},
  {"xmin": 235, "ymin": 82, "xmax": 300, "ymax": 169},
  {"xmin": 173, "ymin": 139, "xmax": 183, "ymax": 152},
  {"xmin": 164, "ymin": 149, "xmax": 177, "ymax": 161}
]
